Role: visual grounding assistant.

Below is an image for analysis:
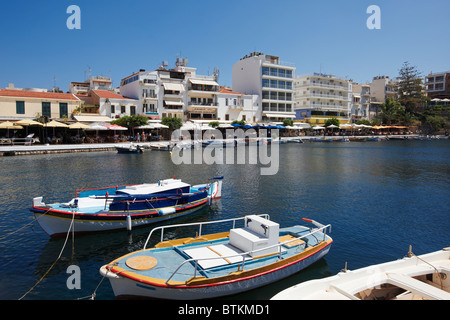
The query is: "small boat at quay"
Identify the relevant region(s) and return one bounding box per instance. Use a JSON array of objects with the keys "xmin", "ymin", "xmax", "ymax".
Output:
[
  {"xmin": 150, "ymin": 143, "xmax": 173, "ymax": 151},
  {"xmin": 272, "ymin": 246, "xmax": 450, "ymax": 300},
  {"xmin": 116, "ymin": 143, "xmax": 144, "ymax": 154},
  {"xmin": 99, "ymin": 215, "xmax": 332, "ymax": 299},
  {"xmin": 31, "ymin": 177, "xmax": 223, "ymax": 237}
]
